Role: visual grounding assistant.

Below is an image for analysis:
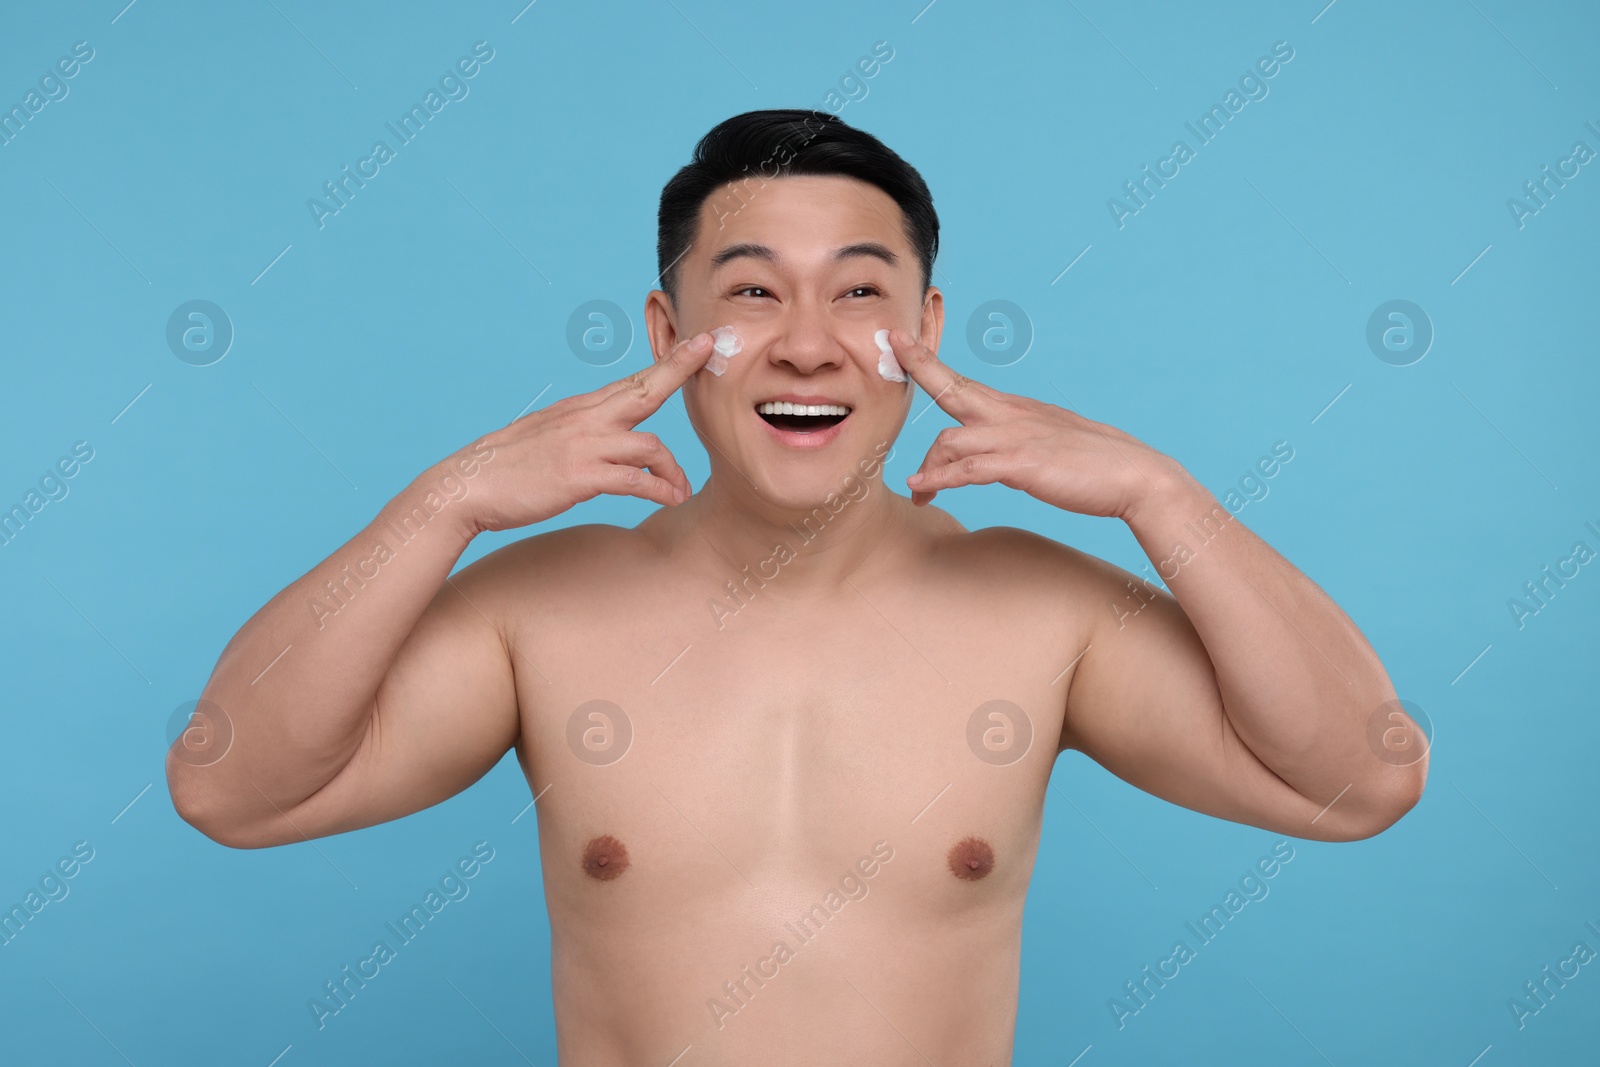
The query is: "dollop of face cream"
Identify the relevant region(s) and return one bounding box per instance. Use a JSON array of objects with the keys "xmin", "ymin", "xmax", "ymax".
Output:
[
  {"xmin": 706, "ymin": 325, "xmax": 743, "ymax": 376},
  {"xmin": 874, "ymin": 329, "xmax": 907, "ymax": 383}
]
